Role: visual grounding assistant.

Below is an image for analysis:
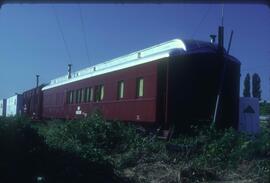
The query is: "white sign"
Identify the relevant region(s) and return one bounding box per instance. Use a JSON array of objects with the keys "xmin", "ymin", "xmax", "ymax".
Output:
[
  {"xmin": 76, "ymin": 106, "xmax": 82, "ymax": 115},
  {"xmin": 239, "ymin": 97, "xmax": 260, "ymax": 134}
]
